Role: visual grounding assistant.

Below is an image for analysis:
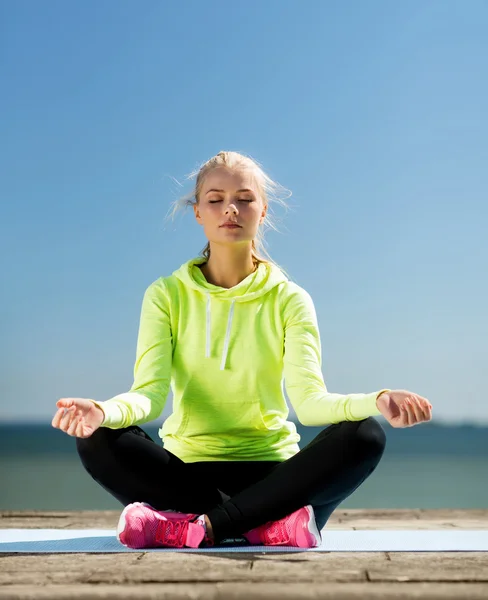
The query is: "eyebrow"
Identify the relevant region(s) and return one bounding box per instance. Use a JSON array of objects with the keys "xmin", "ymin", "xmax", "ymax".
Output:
[{"xmin": 205, "ymin": 188, "xmax": 254, "ymax": 195}]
